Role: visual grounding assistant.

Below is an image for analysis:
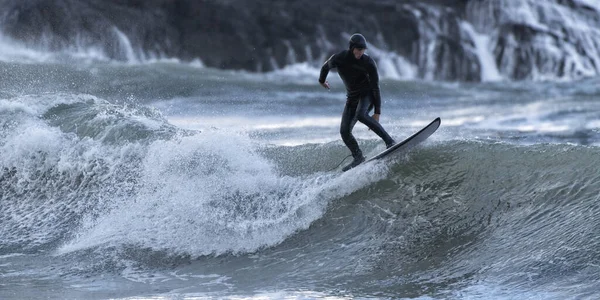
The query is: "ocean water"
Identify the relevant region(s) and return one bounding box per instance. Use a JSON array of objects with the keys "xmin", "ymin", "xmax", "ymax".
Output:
[{"xmin": 1, "ymin": 55, "xmax": 600, "ymax": 300}]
